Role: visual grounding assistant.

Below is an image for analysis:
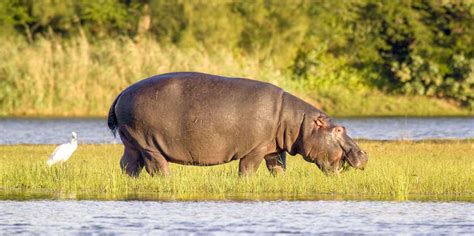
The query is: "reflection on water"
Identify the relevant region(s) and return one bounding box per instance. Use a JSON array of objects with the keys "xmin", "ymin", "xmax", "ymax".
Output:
[
  {"xmin": 1, "ymin": 191, "xmax": 473, "ymax": 203},
  {"xmin": 0, "ymin": 199, "xmax": 473, "ymax": 234},
  {"xmin": 0, "ymin": 117, "xmax": 473, "ymax": 144}
]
